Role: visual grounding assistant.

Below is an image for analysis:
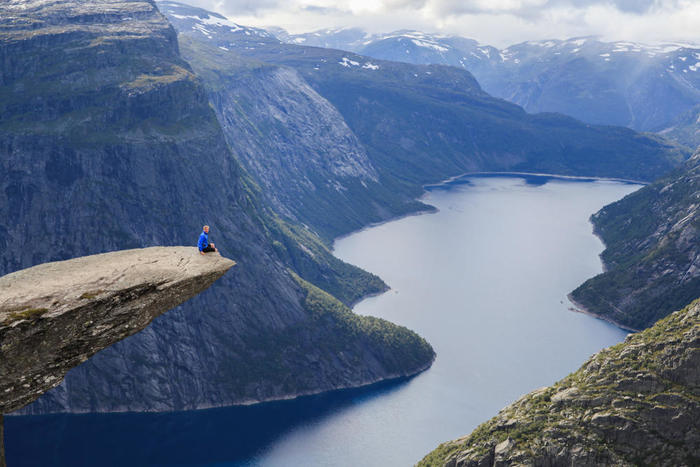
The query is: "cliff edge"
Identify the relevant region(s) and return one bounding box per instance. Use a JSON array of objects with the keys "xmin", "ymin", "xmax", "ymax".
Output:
[
  {"xmin": 0, "ymin": 247, "xmax": 235, "ymax": 414},
  {"xmin": 419, "ymin": 299, "xmax": 700, "ymax": 466}
]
